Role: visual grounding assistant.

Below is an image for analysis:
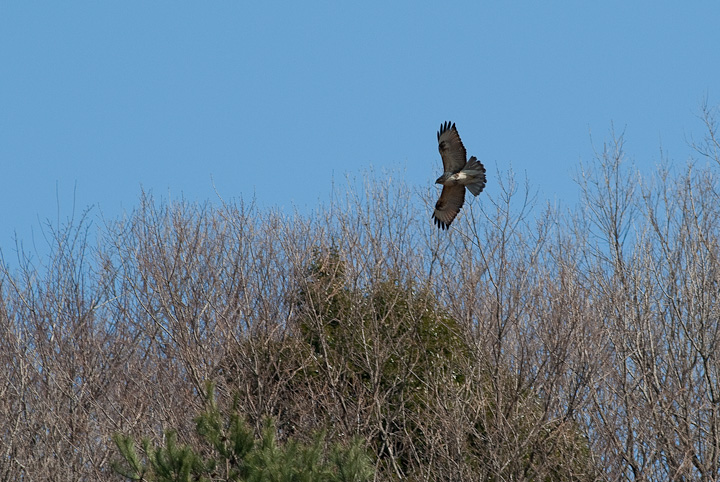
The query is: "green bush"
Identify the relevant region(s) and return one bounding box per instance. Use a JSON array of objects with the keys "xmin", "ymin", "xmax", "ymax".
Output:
[
  {"xmin": 111, "ymin": 384, "xmax": 373, "ymax": 482},
  {"xmin": 292, "ymin": 248, "xmax": 598, "ymax": 480}
]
